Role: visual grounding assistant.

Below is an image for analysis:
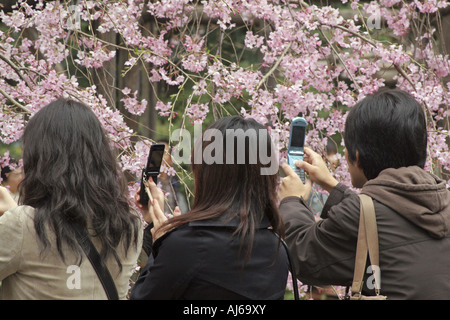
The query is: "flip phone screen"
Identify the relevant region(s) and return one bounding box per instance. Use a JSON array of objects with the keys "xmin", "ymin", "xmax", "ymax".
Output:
[
  {"xmin": 287, "ymin": 117, "xmax": 307, "ymax": 183},
  {"xmin": 290, "ymin": 126, "xmax": 306, "ymax": 148},
  {"xmin": 148, "ymin": 149, "xmax": 164, "ymax": 170},
  {"xmin": 139, "ymin": 144, "xmax": 165, "ymax": 206}
]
